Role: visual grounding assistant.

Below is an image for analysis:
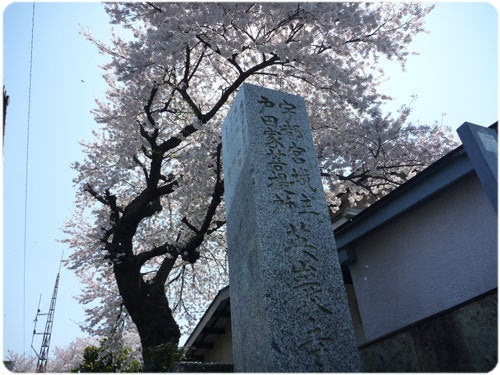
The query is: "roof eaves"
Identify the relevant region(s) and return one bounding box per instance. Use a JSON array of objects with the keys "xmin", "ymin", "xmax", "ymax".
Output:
[{"xmin": 184, "ymin": 286, "xmax": 230, "ymax": 349}]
